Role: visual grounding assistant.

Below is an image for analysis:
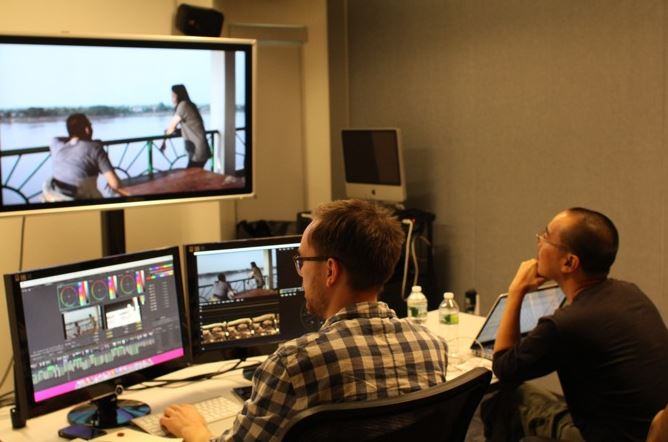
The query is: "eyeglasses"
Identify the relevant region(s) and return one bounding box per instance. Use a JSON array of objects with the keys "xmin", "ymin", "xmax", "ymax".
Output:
[
  {"xmin": 535, "ymin": 230, "xmax": 568, "ymax": 251},
  {"xmin": 292, "ymin": 255, "xmax": 329, "ymax": 276}
]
